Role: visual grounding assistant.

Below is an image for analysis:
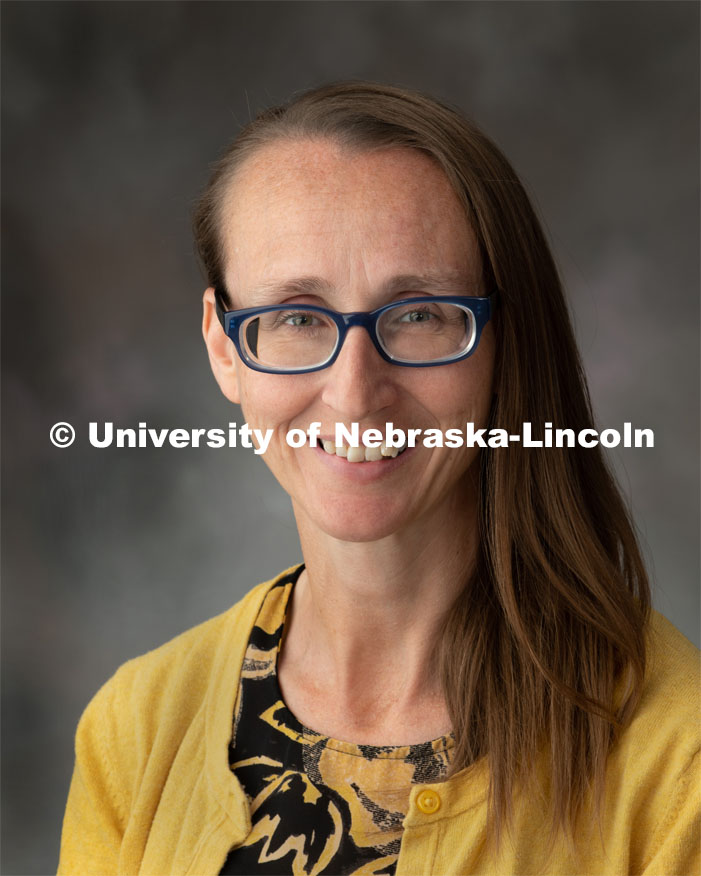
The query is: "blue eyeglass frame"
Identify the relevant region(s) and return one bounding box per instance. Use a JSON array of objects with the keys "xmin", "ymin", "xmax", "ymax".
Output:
[{"xmin": 214, "ymin": 288, "xmax": 498, "ymax": 374}]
